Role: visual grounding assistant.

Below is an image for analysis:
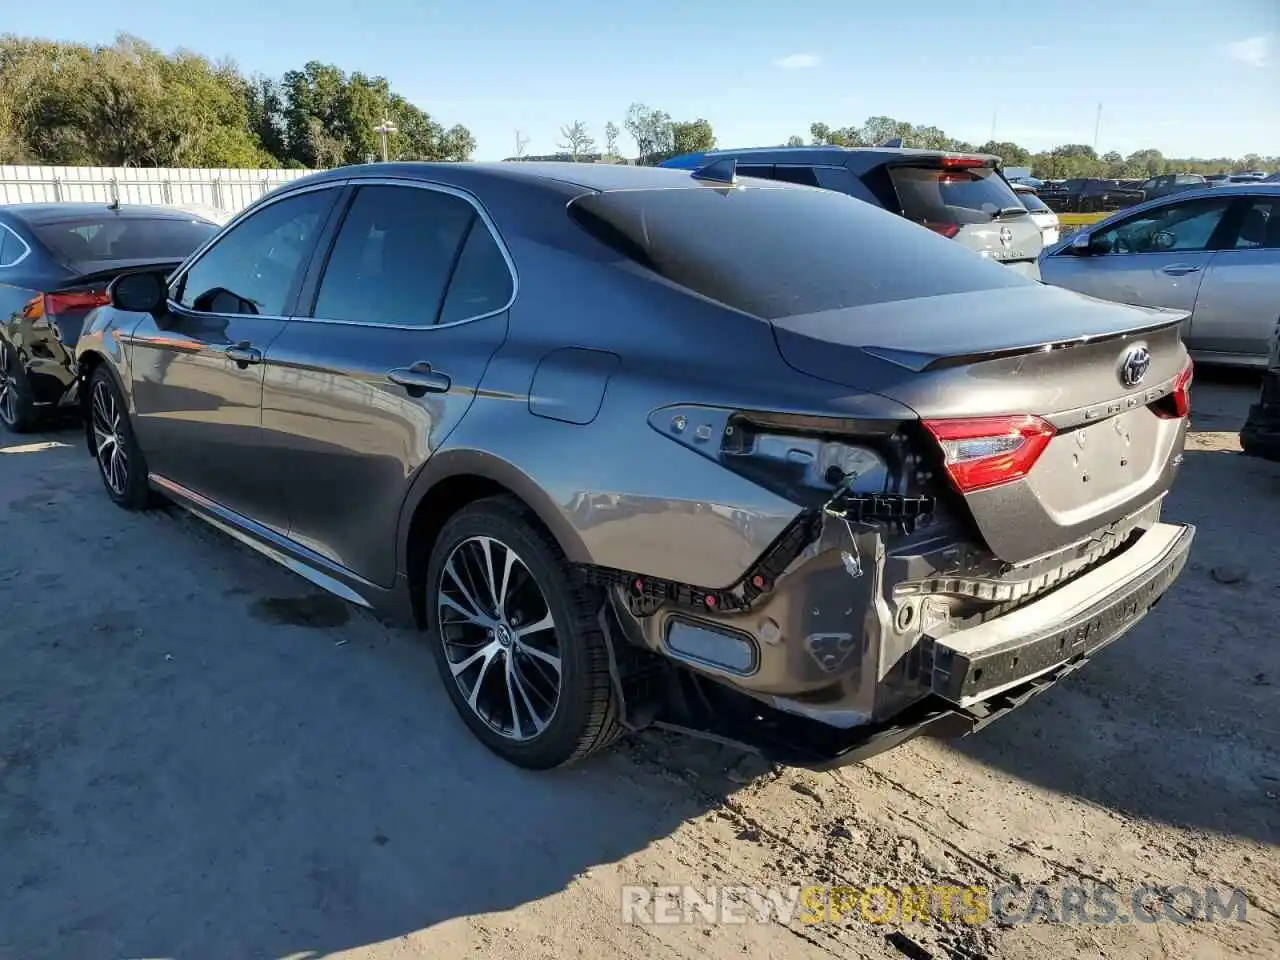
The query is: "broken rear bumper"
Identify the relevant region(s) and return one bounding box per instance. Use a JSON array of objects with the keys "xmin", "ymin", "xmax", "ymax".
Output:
[{"xmin": 650, "ymin": 520, "xmax": 1194, "ymax": 771}]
